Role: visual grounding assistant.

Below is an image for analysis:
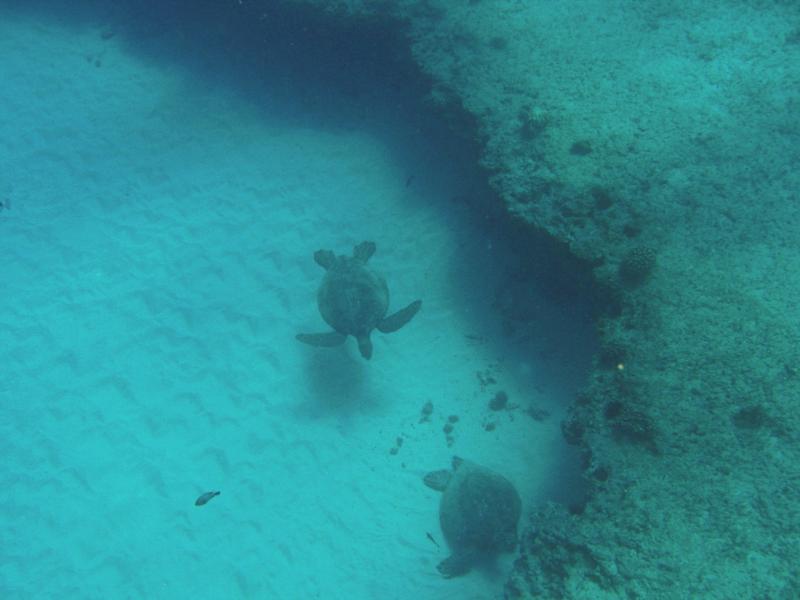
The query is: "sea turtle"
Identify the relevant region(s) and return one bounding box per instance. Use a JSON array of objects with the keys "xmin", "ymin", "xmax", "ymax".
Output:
[
  {"xmin": 296, "ymin": 241, "xmax": 422, "ymax": 360},
  {"xmin": 423, "ymin": 456, "xmax": 521, "ymax": 578}
]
